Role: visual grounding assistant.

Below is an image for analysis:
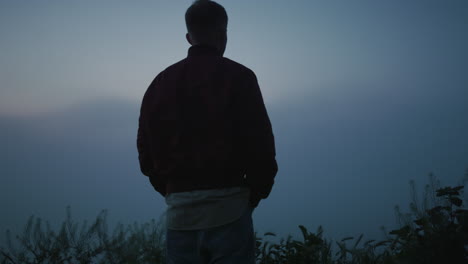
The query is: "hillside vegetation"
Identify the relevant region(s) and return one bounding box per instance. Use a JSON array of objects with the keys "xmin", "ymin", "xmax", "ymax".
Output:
[{"xmin": 1, "ymin": 174, "xmax": 467, "ymax": 264}]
